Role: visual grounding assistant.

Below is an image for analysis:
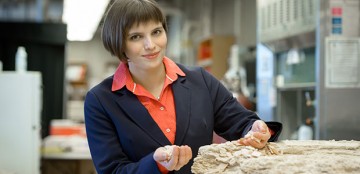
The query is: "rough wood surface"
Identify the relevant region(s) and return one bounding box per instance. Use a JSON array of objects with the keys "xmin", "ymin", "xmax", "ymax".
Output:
[{"xmin": 191, "ymin": 140, "xmax": 360, "ymax": 174}]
